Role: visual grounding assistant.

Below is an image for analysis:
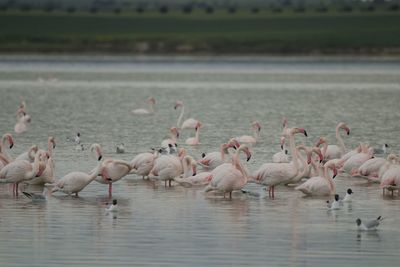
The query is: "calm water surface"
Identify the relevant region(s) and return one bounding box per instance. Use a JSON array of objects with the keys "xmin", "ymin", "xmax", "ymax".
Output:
[{"xmin": 1, "ymin": 55, "xmax": 400, "ymax": 266}]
